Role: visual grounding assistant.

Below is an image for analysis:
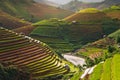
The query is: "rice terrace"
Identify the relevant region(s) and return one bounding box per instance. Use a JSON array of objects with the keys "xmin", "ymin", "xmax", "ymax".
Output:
[{"xmin": 0, "ymin": 0, "xmax": 120, "ymax": 80}]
